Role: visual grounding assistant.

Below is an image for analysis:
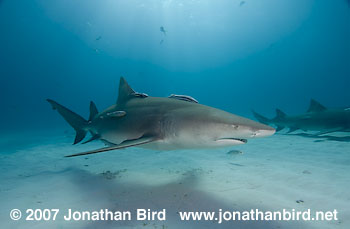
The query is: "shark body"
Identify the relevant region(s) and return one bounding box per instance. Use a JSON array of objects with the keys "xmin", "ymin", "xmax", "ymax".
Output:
[
  {"xmin": 48, "ymin": 77, "xmax": 275, "ymax": 157},
  {"xmin": 253, "ymin": 99, "xmax": 350, "ymax": 135}
]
